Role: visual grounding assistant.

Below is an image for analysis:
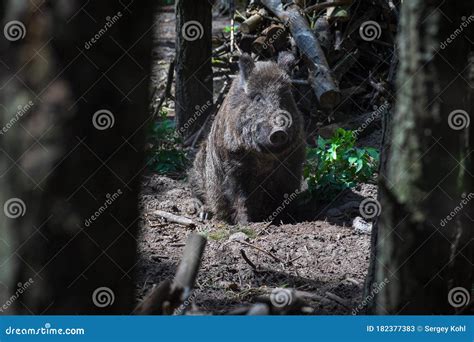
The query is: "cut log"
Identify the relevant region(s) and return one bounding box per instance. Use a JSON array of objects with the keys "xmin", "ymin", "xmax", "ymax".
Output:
[
  {"xmin": 252, "ymin": 36, "xmax": 275, "ymax": 57},
  {"xmin": 172, "ymin": 233, "xmax": 207, "ymax": 294},
  {"xmin": 240, "ymin": 9, "xmax": 267, "ymax": 33},
  {"xmin": 134, "ymin": 234, "xmax": 207, "ymax": 315},
  {"xmin": 262, "ymin": 24, "xmax": 289, "ymax": 51},
  {"xmin": 261, "ymin": 0, "xmax": 341, "ymax": 108}
]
